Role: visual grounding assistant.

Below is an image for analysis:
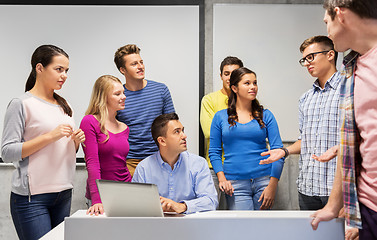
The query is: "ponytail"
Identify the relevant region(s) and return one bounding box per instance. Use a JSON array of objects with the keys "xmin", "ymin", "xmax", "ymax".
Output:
[
  {"xmin": 25, "ymin": 69, "xmax": 36, "ymax": 92},
  {"xmin": 53, "ymin": 92, "xmax": 72, "ymax": 117}
]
